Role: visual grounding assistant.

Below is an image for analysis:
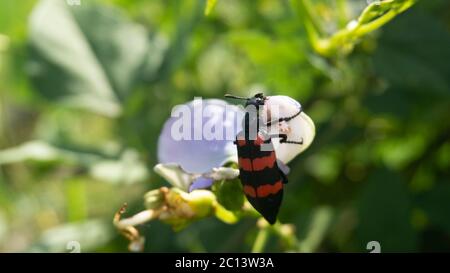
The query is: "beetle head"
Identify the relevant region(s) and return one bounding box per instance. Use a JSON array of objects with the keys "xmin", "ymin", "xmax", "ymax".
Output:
[
  {"xmin": 245, "ymin": 93, "xmax": 266, "ymax": 108},
  {"xmin": 224, "ymin": 93, "xmax": 266, "ymax": 108}
]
